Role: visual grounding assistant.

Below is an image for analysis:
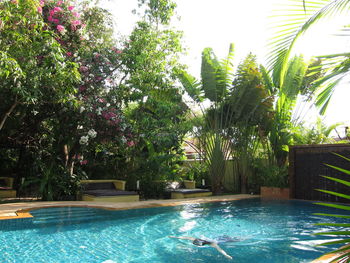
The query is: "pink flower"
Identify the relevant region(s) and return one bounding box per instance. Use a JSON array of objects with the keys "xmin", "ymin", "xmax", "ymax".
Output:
[
  {"xmin": 68, "ymin": 6, "xmax": 75, "ymax": 11},
  {"xmin": 37, "ymin": 6, "xmax": 43, "ymax": 13},
  {"xmin": 72, "ymin": 12, "xmax": 80, "ymax": 18},
  {"xmin": 71, "ymin": 20, "xmax": 82, "ymax": 31},
  {"xmin": 102, "ymin": 112, "xmax": 111, "ymax": 120},
  {"xmin": 80, "ymin": 160, "xmax": 88, "ymax": 165},
  {"xmin": 71, "ymin": 20, "xmax": 81, "ymax": 26},
  {"xmin": 127, "ymin": 141, "xmax": 135, "ymax": 147},
  {"xmin": 53, "ymin": 7, "xmax": 63, "ymax": 13},
  {"xmin": 79, "ymin": 66, "xmax": 89, "ymax": 72},
  {"xmin": 48, "ymin": 16, "xmax": 54, "ymax": 22},
  {"xmin": 57, "ymin": 0, "xmax": 63, "ymax": 6},
  {"xmin": 55, "ymin": 38, "xmax": 65, "ymax": 45},
  {"xmin": 66, "ymin": 52, "xmax": 72, "ymax": 57},
  {"xmin": 115, "ymin": 50, "xmax": 122, "ymax": 54},
  {"xmin": 11, "ymin": 0, "xmax": 17, "ymax": 4},
  {"xmin": 53, "ymin": 19, "xmax": 60, "ymax": 24},
  {"xmin": 79, "ymin": 85, "xmax": 86, "ymax": 92},
  {"xmin": 56, "ymin": 25, "xmax": 65, "ymax": 33},
  {"xmin": 39, "ymin": 0, "xmax": 45, "ymax": 6}
]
